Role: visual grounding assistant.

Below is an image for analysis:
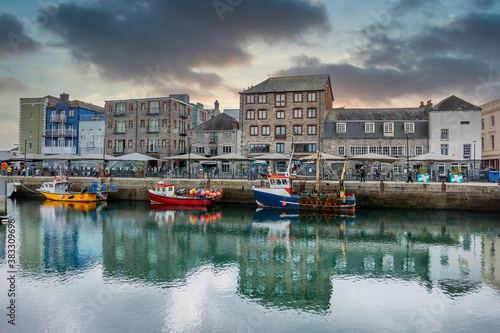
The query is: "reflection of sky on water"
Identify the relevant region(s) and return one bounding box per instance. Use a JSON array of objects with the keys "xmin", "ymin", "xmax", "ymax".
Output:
[{"xmin": 1, "ymin": 200, "xmax": 500, "ymax": 332}]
